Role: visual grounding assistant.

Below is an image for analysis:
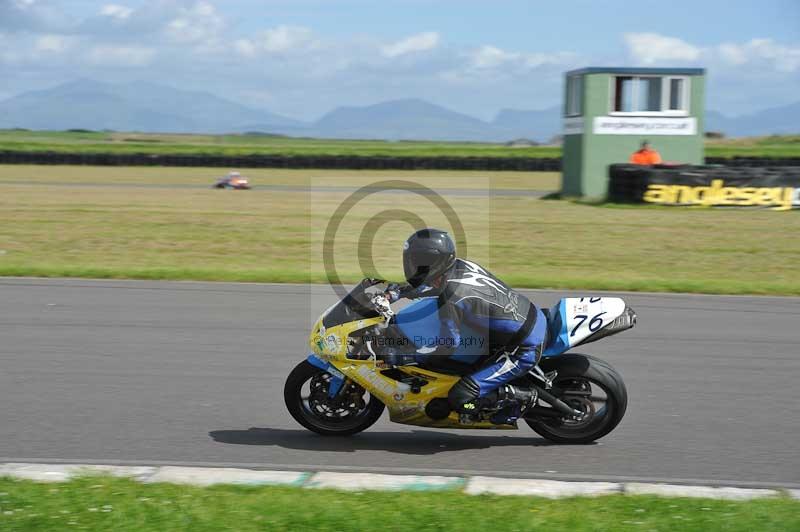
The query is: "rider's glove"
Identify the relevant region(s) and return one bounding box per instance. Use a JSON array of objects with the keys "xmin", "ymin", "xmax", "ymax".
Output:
[
  {"xmin": 385, "ymin": 288, "xmax": 402, "ymax": 304},
  {"xmin": 370, "ymin": 293, "xmax": 394, "ymax": 321},
  {"xmin": 385, "ymin": 282, "xmax": 416, "ymax": 303}
]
